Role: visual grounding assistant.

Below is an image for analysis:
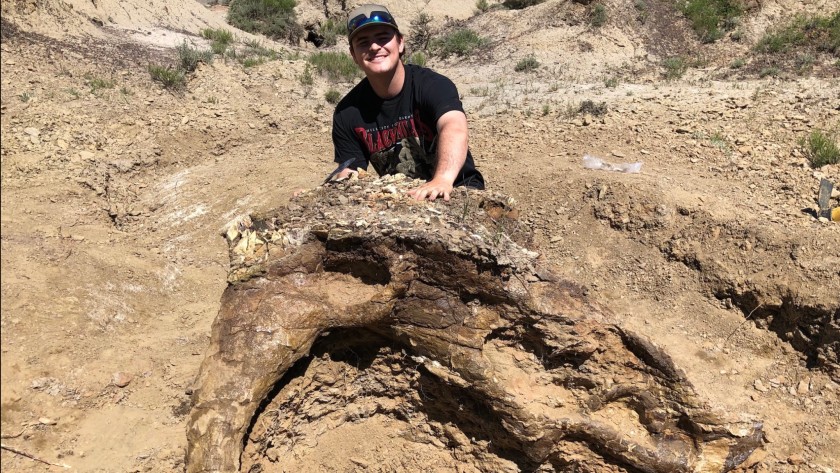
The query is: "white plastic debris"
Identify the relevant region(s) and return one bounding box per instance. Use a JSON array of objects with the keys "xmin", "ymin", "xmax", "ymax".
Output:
[{"xmin": 583, "ymin": 154, "xmax": 643, "ymax": 173}]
